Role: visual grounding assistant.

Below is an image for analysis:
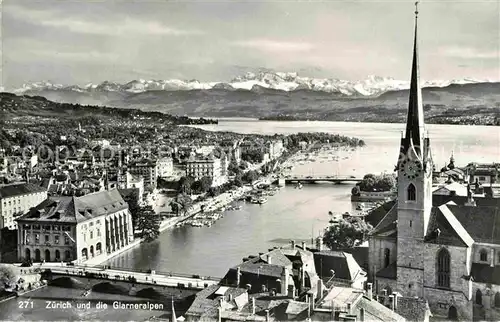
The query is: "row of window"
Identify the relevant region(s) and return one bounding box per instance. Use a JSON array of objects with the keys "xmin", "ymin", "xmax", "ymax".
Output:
[
  {"xmin": 83, "ymin": 229, "xmax": 101, "ymax": 241},
  {"xmin": 25, "ymin": 248, "xmax": 71, "ymax": 262},
  {"xmin": 24, "ymin": 224, "xmax": 71, "ymax": 231},
  {"xmin": 26, "ymin": 234, "xmax": 71, "ymax": 245}
]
